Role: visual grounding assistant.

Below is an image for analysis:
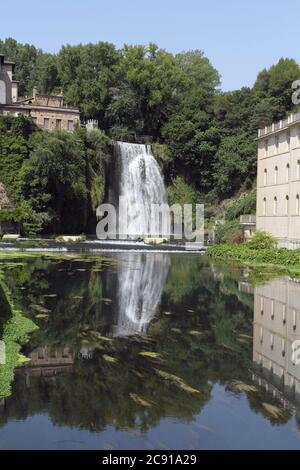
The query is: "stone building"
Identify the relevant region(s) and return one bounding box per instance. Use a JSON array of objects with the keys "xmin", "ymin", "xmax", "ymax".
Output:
[
  {"xmin": 0, "ymin": 54, "xmax": 80, "ymax": 131},
  {"xmin": 257, "ymin": 114, "xmax": 300, "ymax": 248}
]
